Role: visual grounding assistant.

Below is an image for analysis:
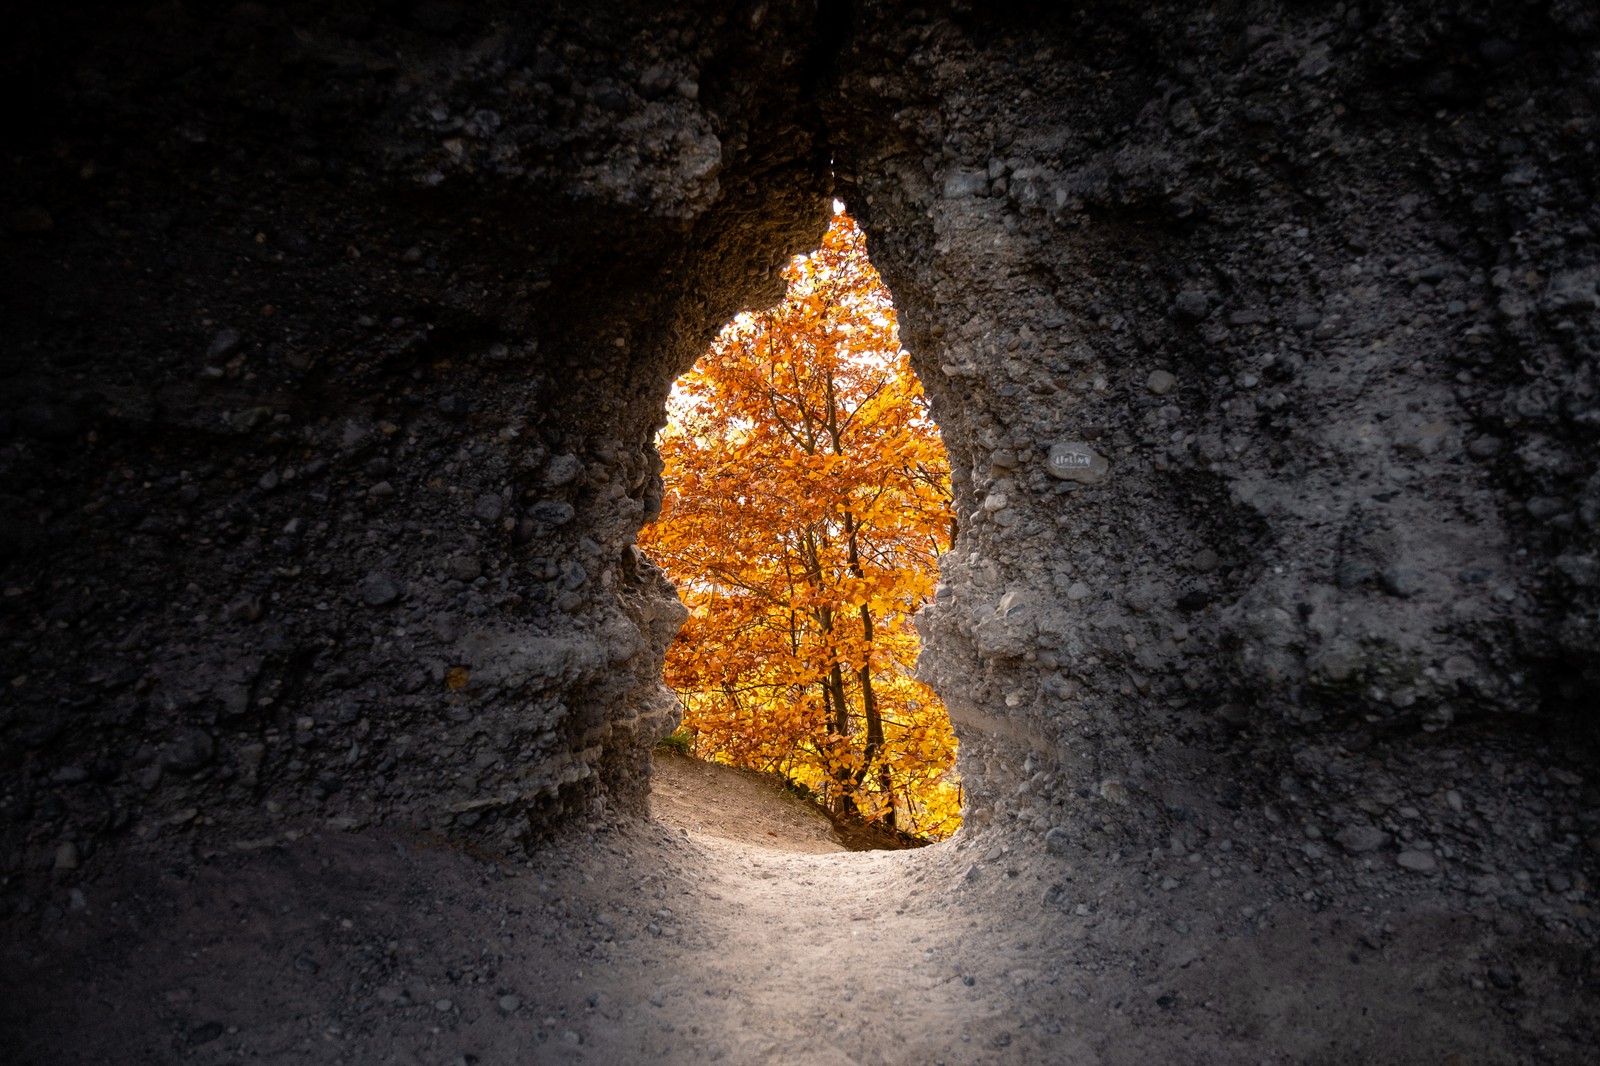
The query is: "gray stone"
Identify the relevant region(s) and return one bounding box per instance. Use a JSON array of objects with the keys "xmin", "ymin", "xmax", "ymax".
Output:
[
  {"xmin": 1044, "ymin": 827, "xmax": 1071, "ymax": 855},
  {"xmin": 359, "ymin": 572, "xmax": 403, "ymax": 607},
  {"xmin": 1396, "ymin": 849, "xmax": 1438, "ymax": 873},
  {"xmin": 1545, "ymin": 270, "xmax": 1598, "ymax": 313},
  {"xmin": 1146, "ymin": 369, "xmax": 1177, "ymax": 395},
  {"xmin": 1380, "ymin": 566, "xmax": 1425, "ymax": 598},
  {"xmin": 1554, "ymin": 554, "xmax": 1599, "ymax": 587},
  {"xmin": 545, "ymin": 454, "xmax": 582, "ymax": 486},
  {"xmin": 188, "ymin": 1022, "xmax": 224, "ymax": 1046},
  {"xmin": 527, "ymin": 500, "xmax": 576, "ymax": 527},
  {"xmin": 1337, "ymin": 559, "xmax": 1375, "ymax": 589},
  {"xmin": 473, "ymin": 494, "xmax": 505, "ymax": 522},
  {"xmin": 1333, "ymin": 825, "xmax": 1389, "ymax": 855},
  {"xmin": 498, "ymin": 994, "xmax": 522, "ymax": 1012},
  {"xmin": 220, "ymin": 685, "xmax": 252, "ymax": 719},
  {"xmin": 1046, "ymin": 442, "xmax": 1109, "ymax": 484},
  {"xmin": 989, "ymin": 449, "xmax": 1020, "ymax": 470},
  {"xmin": 1216, "ymin": 703, "xmax": 1250, "ymax": 727},
  {"xmin": 558, "ymin": 561, "xmax": 588, "ymax": 590},
  {"xmin": 1173, "ymin": 290, "xmax": 1209, "ymax": 320},
  {"xmin": 943, "ymin": 169, "xmax": 989, "ymax": 198},
  {"xmin": 1526, "ymin": 496, "xmax": 1564, "ymax": 520}
]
